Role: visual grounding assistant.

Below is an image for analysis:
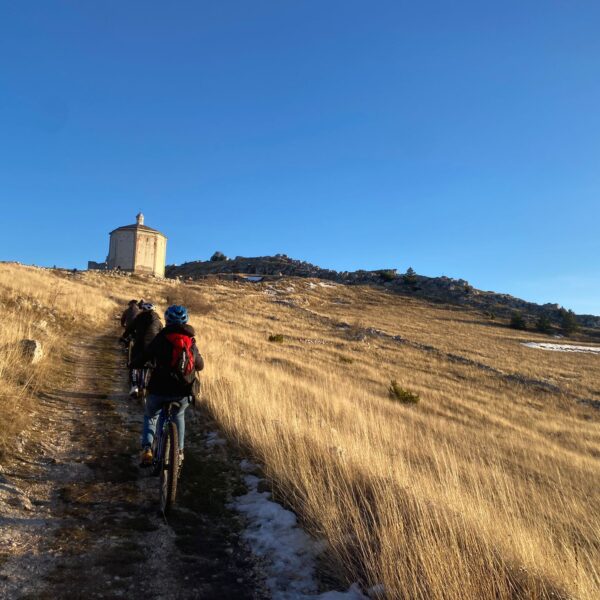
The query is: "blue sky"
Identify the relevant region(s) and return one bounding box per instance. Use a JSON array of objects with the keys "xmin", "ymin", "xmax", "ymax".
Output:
[{"xmin": 1, "ymin": 1, "xmax": 599, "ymax": 314}]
